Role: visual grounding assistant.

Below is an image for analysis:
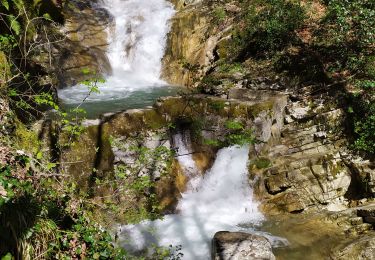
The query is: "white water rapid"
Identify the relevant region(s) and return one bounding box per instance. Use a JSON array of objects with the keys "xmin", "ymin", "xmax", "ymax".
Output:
[
  {"xmin": 58, "ymin": 0, "xmax": 175, "ymax": 103},
  {"xmin": 118, "ymin": 144, "xmax": 267, "ymax": 259}
]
